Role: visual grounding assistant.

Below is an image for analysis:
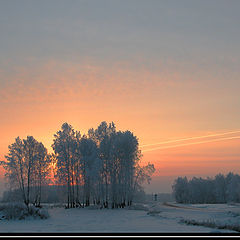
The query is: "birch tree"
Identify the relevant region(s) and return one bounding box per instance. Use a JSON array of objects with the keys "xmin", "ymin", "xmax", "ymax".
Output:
[
  {"xmin": 90, "ymin": 121, "xmax": 116, "ymax": 207},
  {"xmin": 1, "ymin": 136, "xmax": 51, "ymax": 208},
  {"xmin": 1, "ymin": 137, "xmax": 27, "ymax": 205},
  {"xmin": 32, "ymin": 142, "xmax": 51, "ymax": 207},
  {"xmin": 78, "ymin": 136, "xmax": 100, "ymax": 206},
  {"xmin": 52, "ymin": 122, "xmax": 78, "ymax": 208}
]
